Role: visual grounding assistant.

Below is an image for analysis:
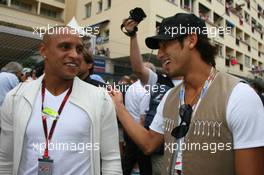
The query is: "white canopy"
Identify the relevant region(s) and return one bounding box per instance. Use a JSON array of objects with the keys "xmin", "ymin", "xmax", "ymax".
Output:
[{"xmin": 67, "ymin": 17, "xmax": 96, "ymax": 54}]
